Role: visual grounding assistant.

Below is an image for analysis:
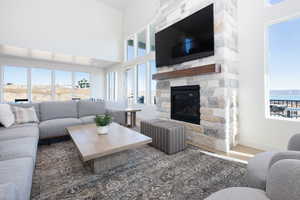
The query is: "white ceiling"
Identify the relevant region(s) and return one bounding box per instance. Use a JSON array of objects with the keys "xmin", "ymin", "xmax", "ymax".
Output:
[{"xmin": 98, "ymin": 0, "xmax": 128, "ymax": 10}]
